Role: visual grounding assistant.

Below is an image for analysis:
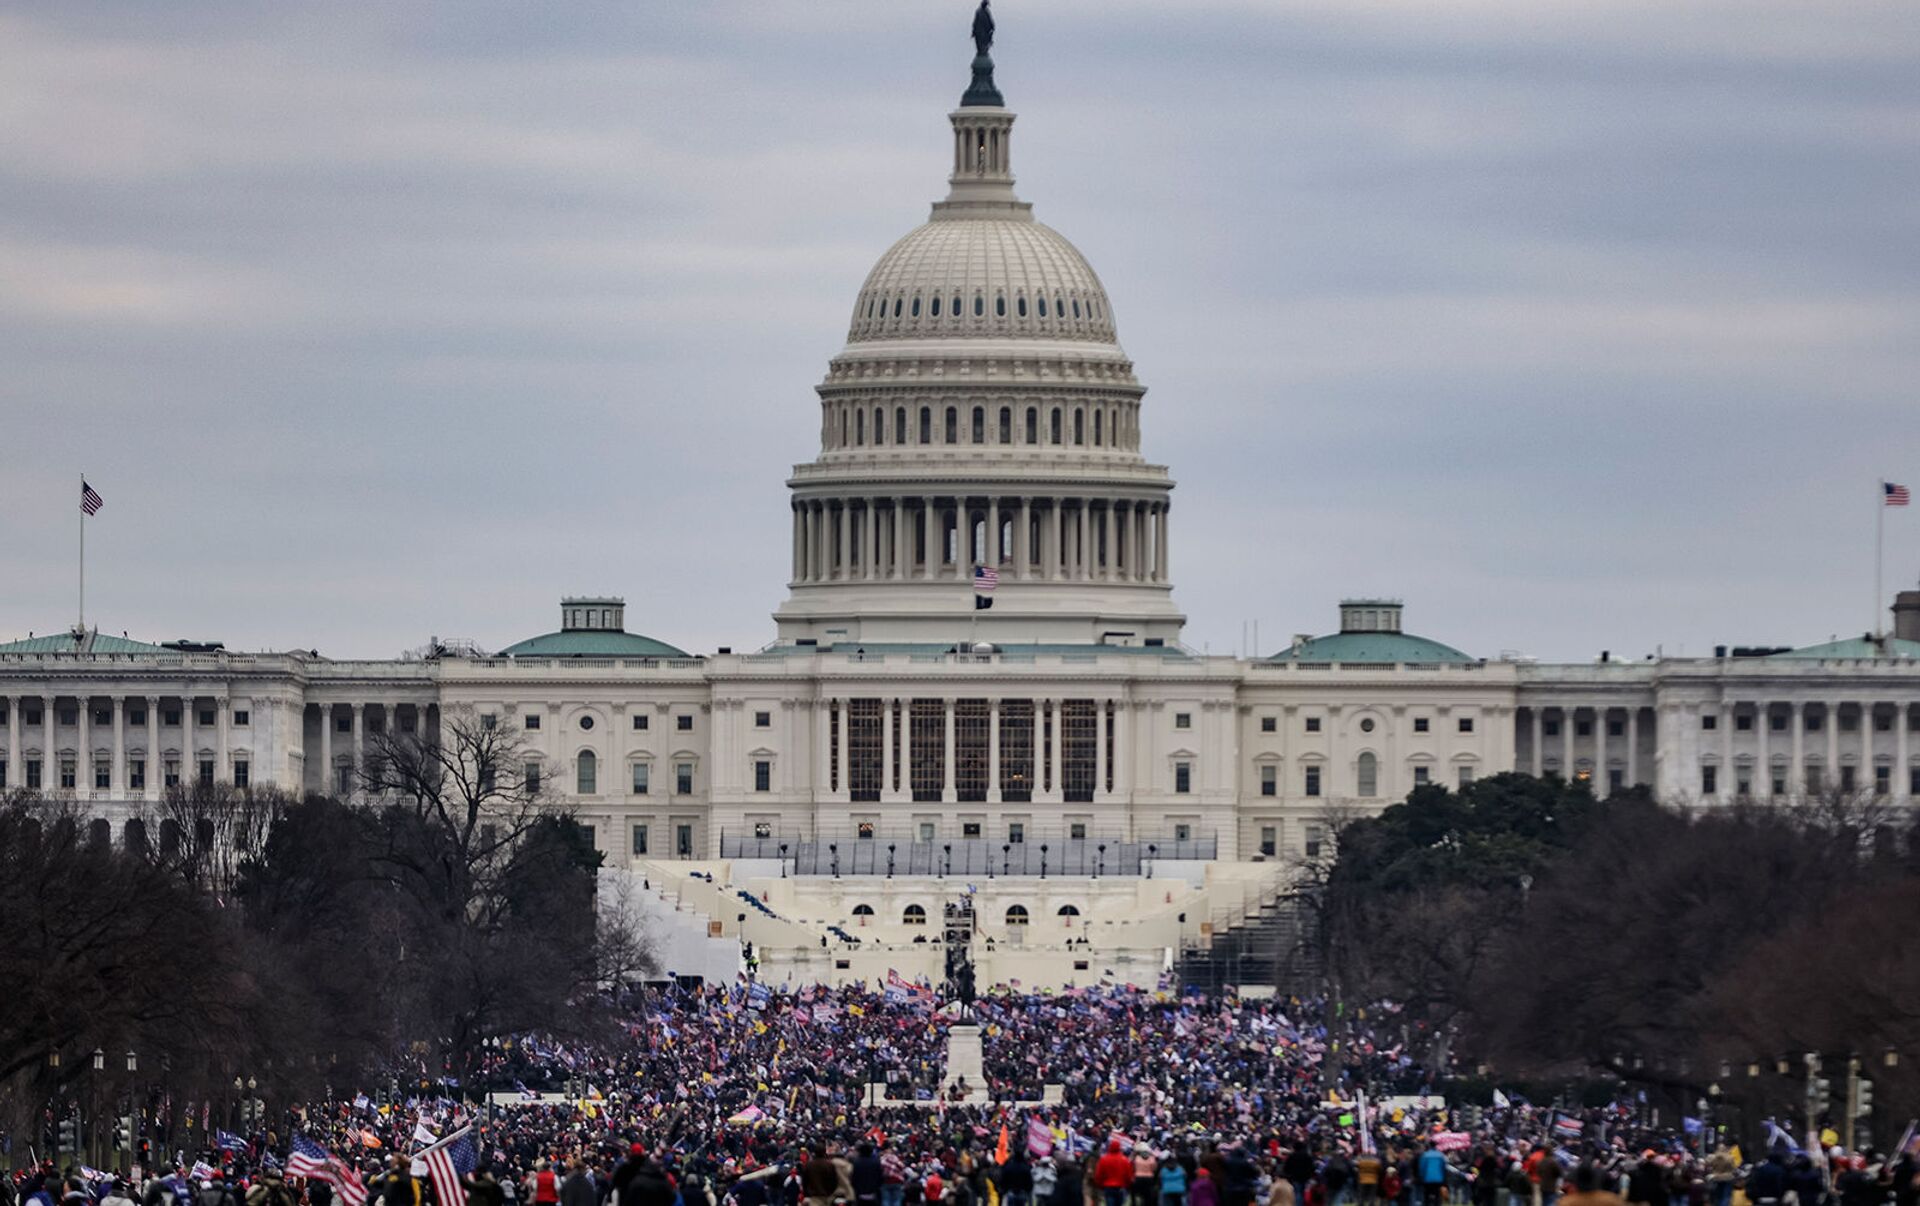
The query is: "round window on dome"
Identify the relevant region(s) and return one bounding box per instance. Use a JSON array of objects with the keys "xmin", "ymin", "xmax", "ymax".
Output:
[
  {"xmin": 911, "ymin": 296, "xmax": 920, "ymax": 317},
  {"xmin": 1072, "ymin": 298, "xmax": 1081, "ymax": 318},
  {"xmin": 1017, "ymin": 296, "xmax": 1027, "ymax": 317},
  {"xmin": 996, "ymin": 296, "xmax": 1006, "ymax": 317},
  {"xmin": 1360, "ymin": 718, "xmax": 1374, "ymax": 733},
  {"xmin": 580, "ymin": 715, "xmax": 595, "ymax": 731},
  {"xmin": 893, "ymin": 298, "xmax": 902, "ymax": 318},
  {"xmin": 930, "ymin": 296, "xmax": 941, "ymax": 317},
  {"xmin": 953, "ymin": 295, "xmax": 962, "ymax": 316},
  {"xmin": 1037, "ymin": 297, "xmax": 1047, "ymax": 318},
  {"xmin": 975, "ymin": 295, "xmax": 984, "ymax": 317},
  {"xmin": 1056, "ymin": 296, "xmax": 1065, "ymax": 318}
]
